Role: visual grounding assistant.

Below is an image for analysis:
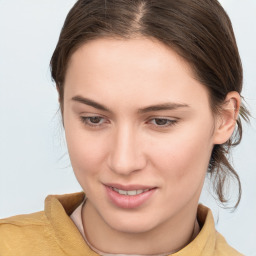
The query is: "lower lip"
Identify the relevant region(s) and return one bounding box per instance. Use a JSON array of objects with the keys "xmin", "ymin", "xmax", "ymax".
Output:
[{"xmin": 105, "ymin": 186, "xmax": 156, "ymax": 209}]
